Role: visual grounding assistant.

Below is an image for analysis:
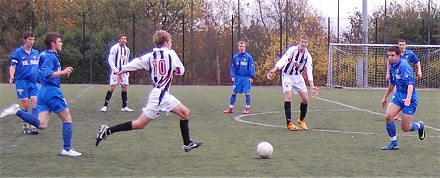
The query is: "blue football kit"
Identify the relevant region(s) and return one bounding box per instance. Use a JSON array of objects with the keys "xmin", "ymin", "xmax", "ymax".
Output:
[
  {"xmin": 10, "ymin": 46, "xmax": 40, "ymax": 99},
  {"xmin": 231, "ymin": 52, "xmax": 255, "ymax": 93},
  {"xmin": 389, "ymin": 58, "xmax": 417, "ymax": 115}
]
